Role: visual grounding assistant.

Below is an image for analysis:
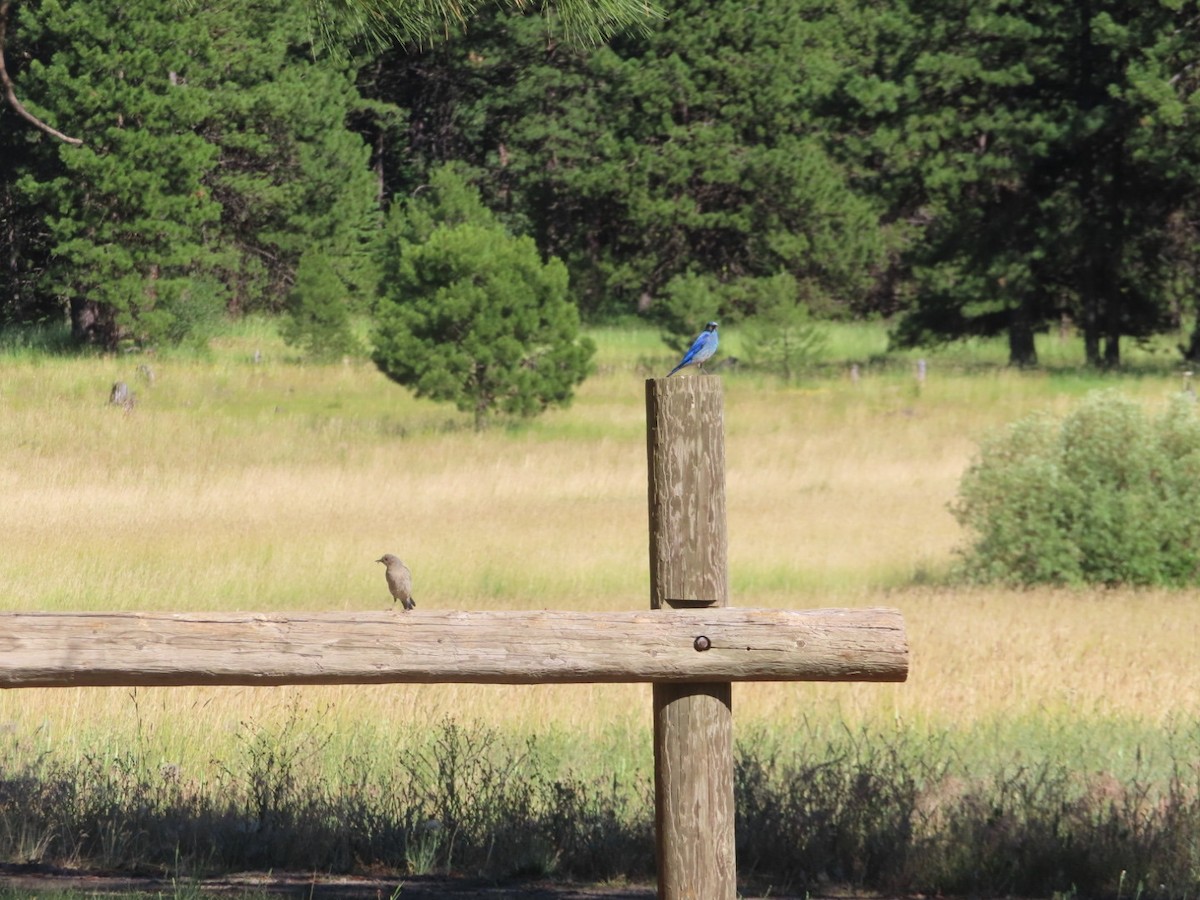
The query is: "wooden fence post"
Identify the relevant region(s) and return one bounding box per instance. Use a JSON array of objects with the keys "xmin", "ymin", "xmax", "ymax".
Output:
[{"xmin": 646, "ymin": 376, "xmax": 735, "ymax": 900}]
